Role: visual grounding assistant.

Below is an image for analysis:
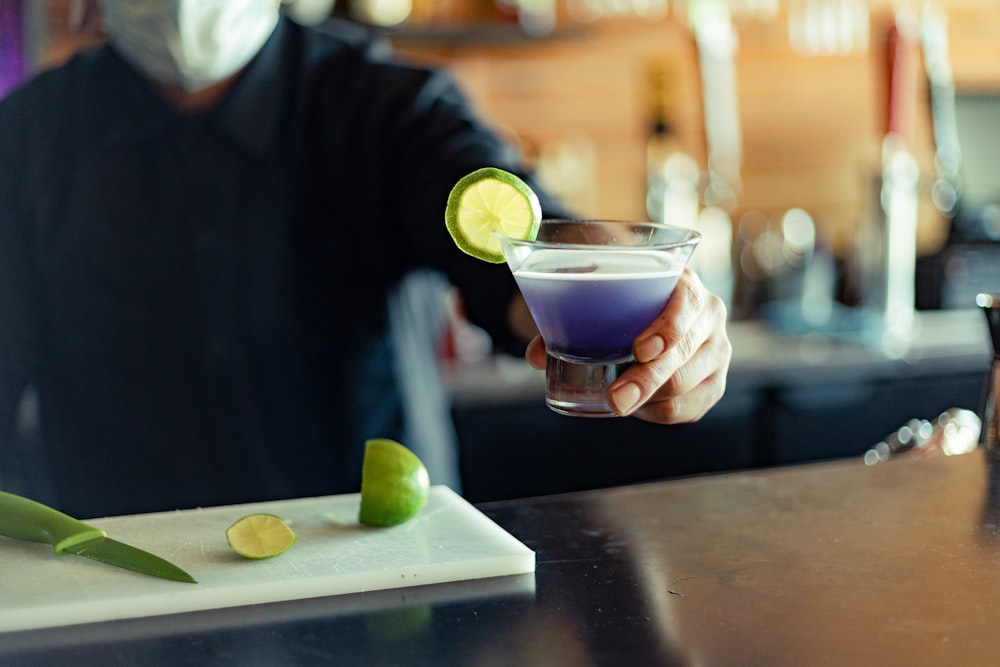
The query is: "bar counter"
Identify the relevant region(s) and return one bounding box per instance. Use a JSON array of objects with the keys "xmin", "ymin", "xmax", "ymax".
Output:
[{"xmin": 5, "ymin": 448, "xmax": 1000, "ymax": 665}]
